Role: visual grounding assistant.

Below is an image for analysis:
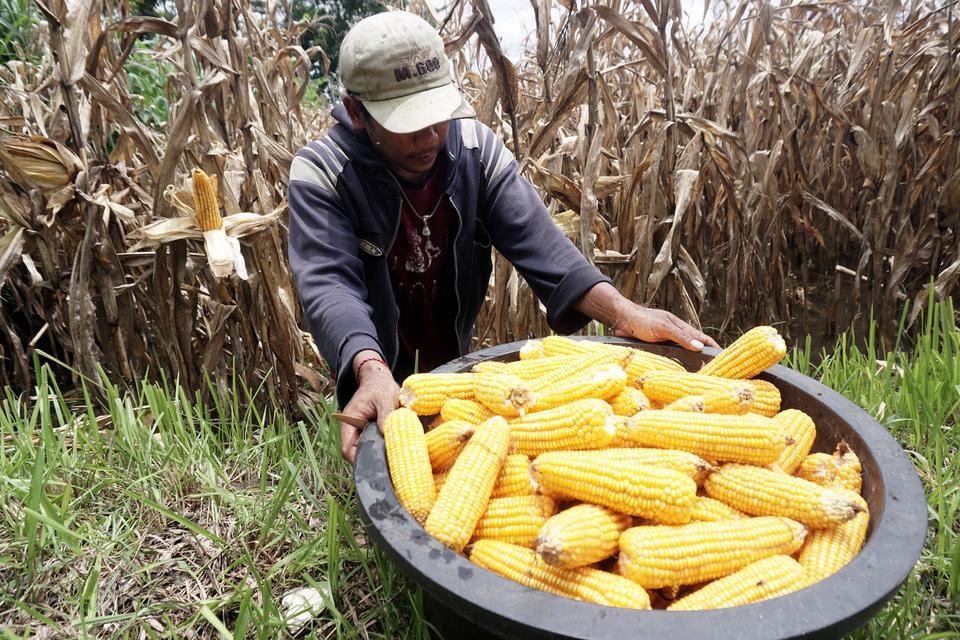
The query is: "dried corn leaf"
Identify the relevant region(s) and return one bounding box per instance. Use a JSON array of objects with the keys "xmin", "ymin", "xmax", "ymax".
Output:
[
  {"xmin": 0, "ymin": 227, "xmax": 25, "ymax": 286},
  {"xmin": 938, "ymin": 168, "xmax": 960, "ymax": 214},
  {"xmin": 591, "ymin": 5, "xmax": 666, "ymax": 76}
]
